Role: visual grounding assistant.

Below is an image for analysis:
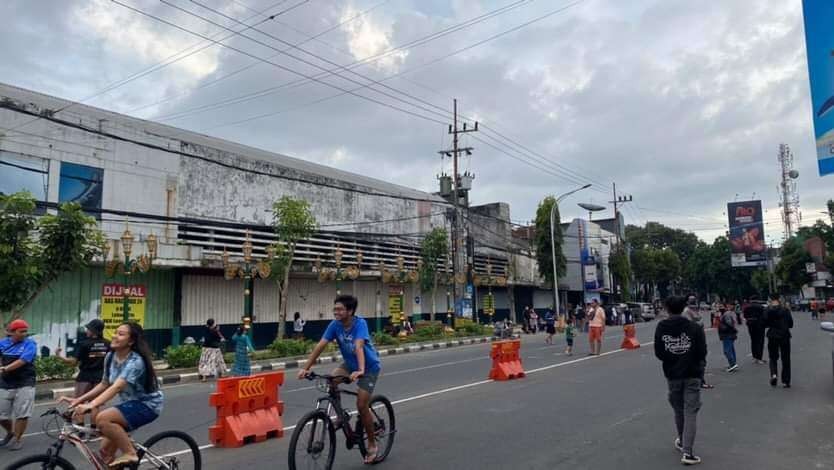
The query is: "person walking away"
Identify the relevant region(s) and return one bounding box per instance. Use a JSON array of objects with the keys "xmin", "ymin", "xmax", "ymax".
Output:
[
  {"xmin": 565, "ymin": 318, "xmax": 575, "ymax": 356},
  {"xmin": 198, "ymin": 318, "xmax": 227, "ymax": 382},
  {"xmin": 654, "ymin": 296, "xmax": 707, "ymax": 466},
  {"xmin": 765, "ymin": 294, "xmax": 793, "ymax": 388},
  {"xmin": 811, "ymin": 304, "xmax": 819, "ymax": 320},
  {"xmin": 55, "ymin": 319, "xmax": 110, "ymax": 423},
  {"xmin": 63, "ymin": 322, "xmax": 164, "ymax": 467},
  {"xmin": 297, "ymin": 295, "xmax": 382, "ymax": 464},
  {"xmin": 544, "ymin": 310, "xmax": 556, "ymax": 345},
  {"xmin": 574, "ymin": 304, "xmax": 586, "ymax": 333},
  {"xmin": 529, "ymin": 310, "xmax": 539, "ymax": 334},
  {"xmin": 230, "ymin": 323, "xmax": 254, "ymax": 376},
  {"xmin": 742, "ymin": 297, "xmax": 767, "ymax": 364},
  {"xmin": 588, "ymin": 299, "xmax": 606, "ymax": 355},
  {"xmin": 293, "ymin": 312, "xmax": 306, "ymax": 340},
  {"xmin": 0, "ymin": 319, "xmax": 37, "ymax": 451},
  {"xmin": 522, "ymin": 307, "xmax": 531, "ymax": 334},
  {"xmin": 718, "ymin": 306, "xmax": 739, "ymax": 372},
  {"xmin": 683, "ymin": 296, "xmax": 713, "ymax": 390}
]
